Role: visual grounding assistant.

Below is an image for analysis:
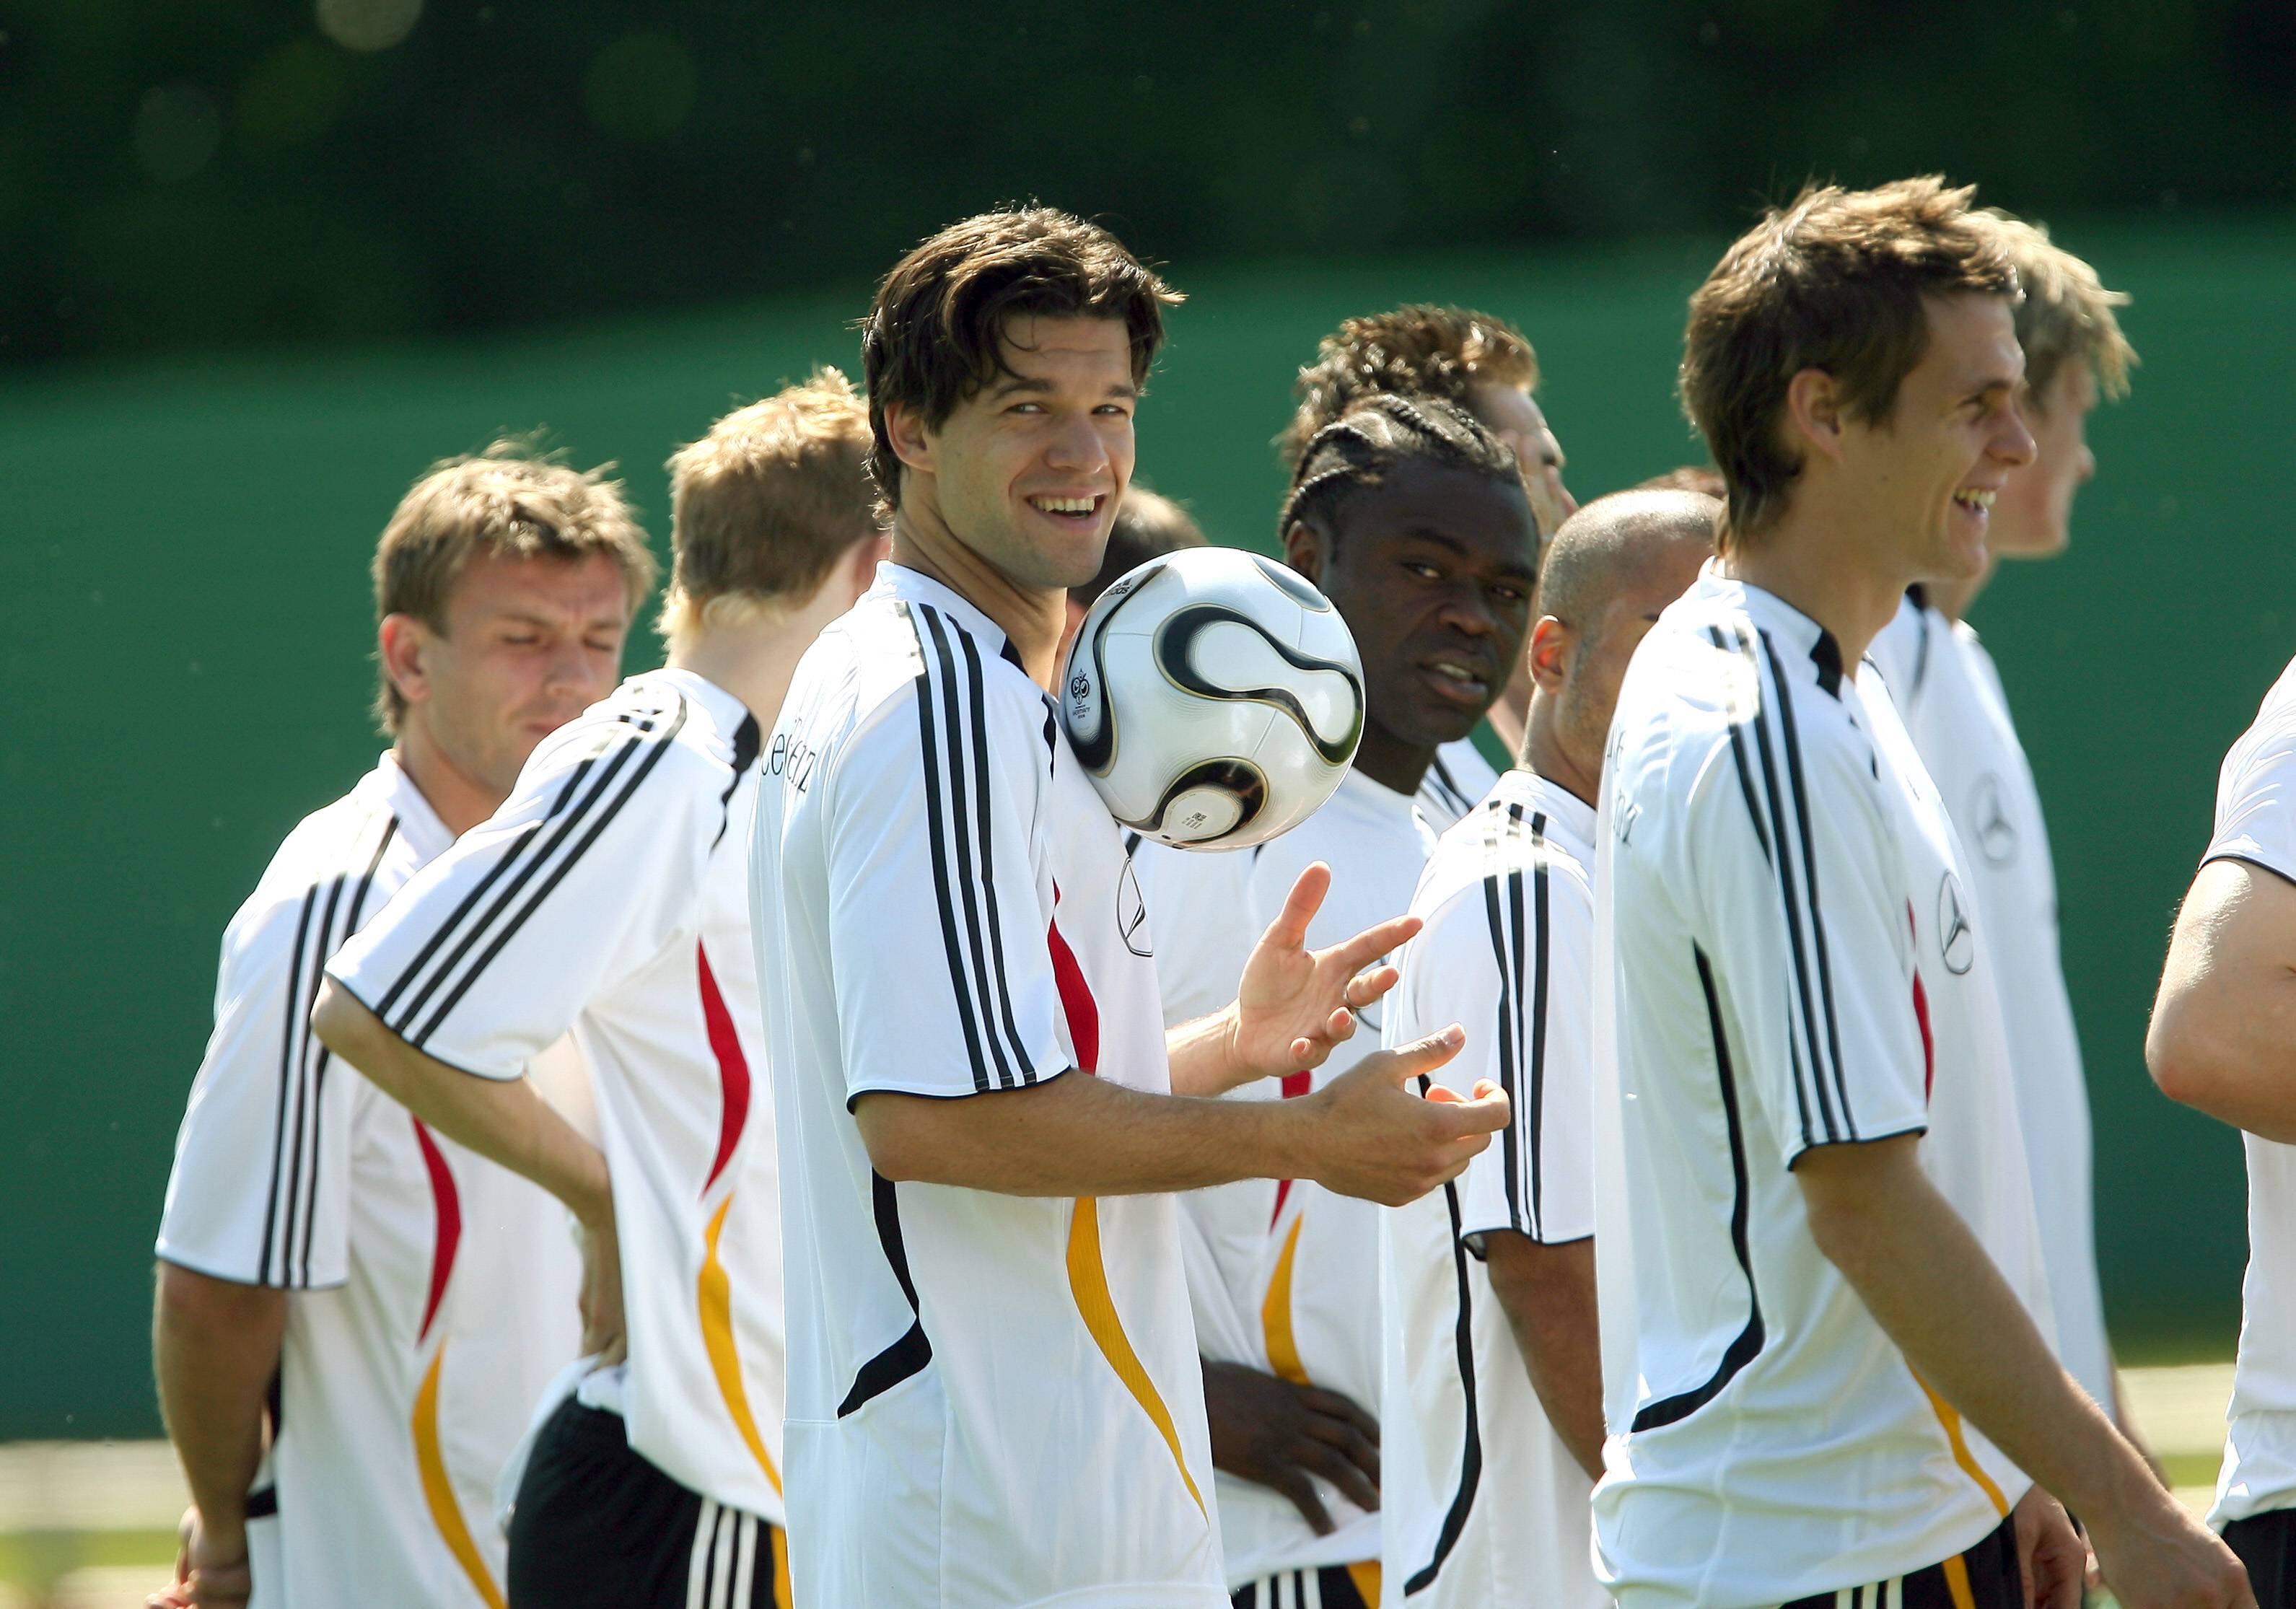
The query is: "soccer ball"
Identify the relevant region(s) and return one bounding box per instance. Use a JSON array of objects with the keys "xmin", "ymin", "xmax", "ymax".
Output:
[{"xmin": 1061, "ymin": 546, "xmax": 1364, "ymax": 849}]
